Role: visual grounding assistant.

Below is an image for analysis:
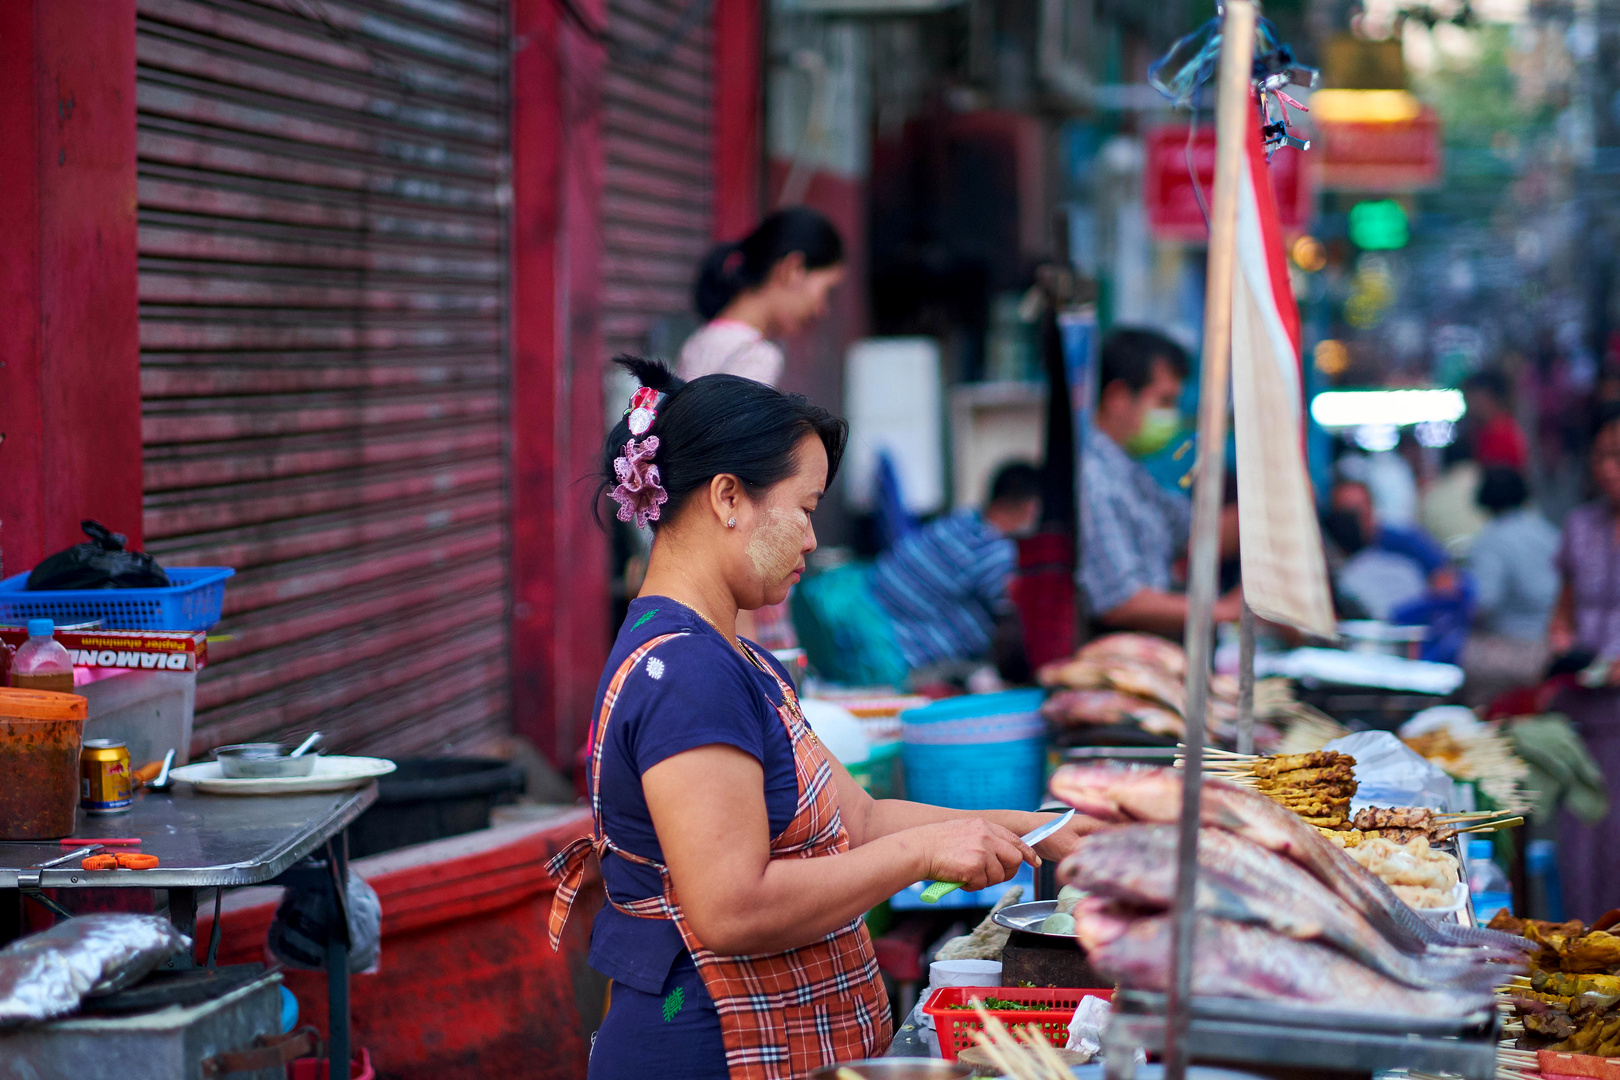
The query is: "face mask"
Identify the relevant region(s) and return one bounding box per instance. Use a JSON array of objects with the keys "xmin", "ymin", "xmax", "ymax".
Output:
[
  {"xmin": 1322, "ymin": 509, "xmax": 1366, "ymax": 555},
  {"xmin": 1124, "ymin": 408, "xmax": 1182, "ymax": 457}
]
